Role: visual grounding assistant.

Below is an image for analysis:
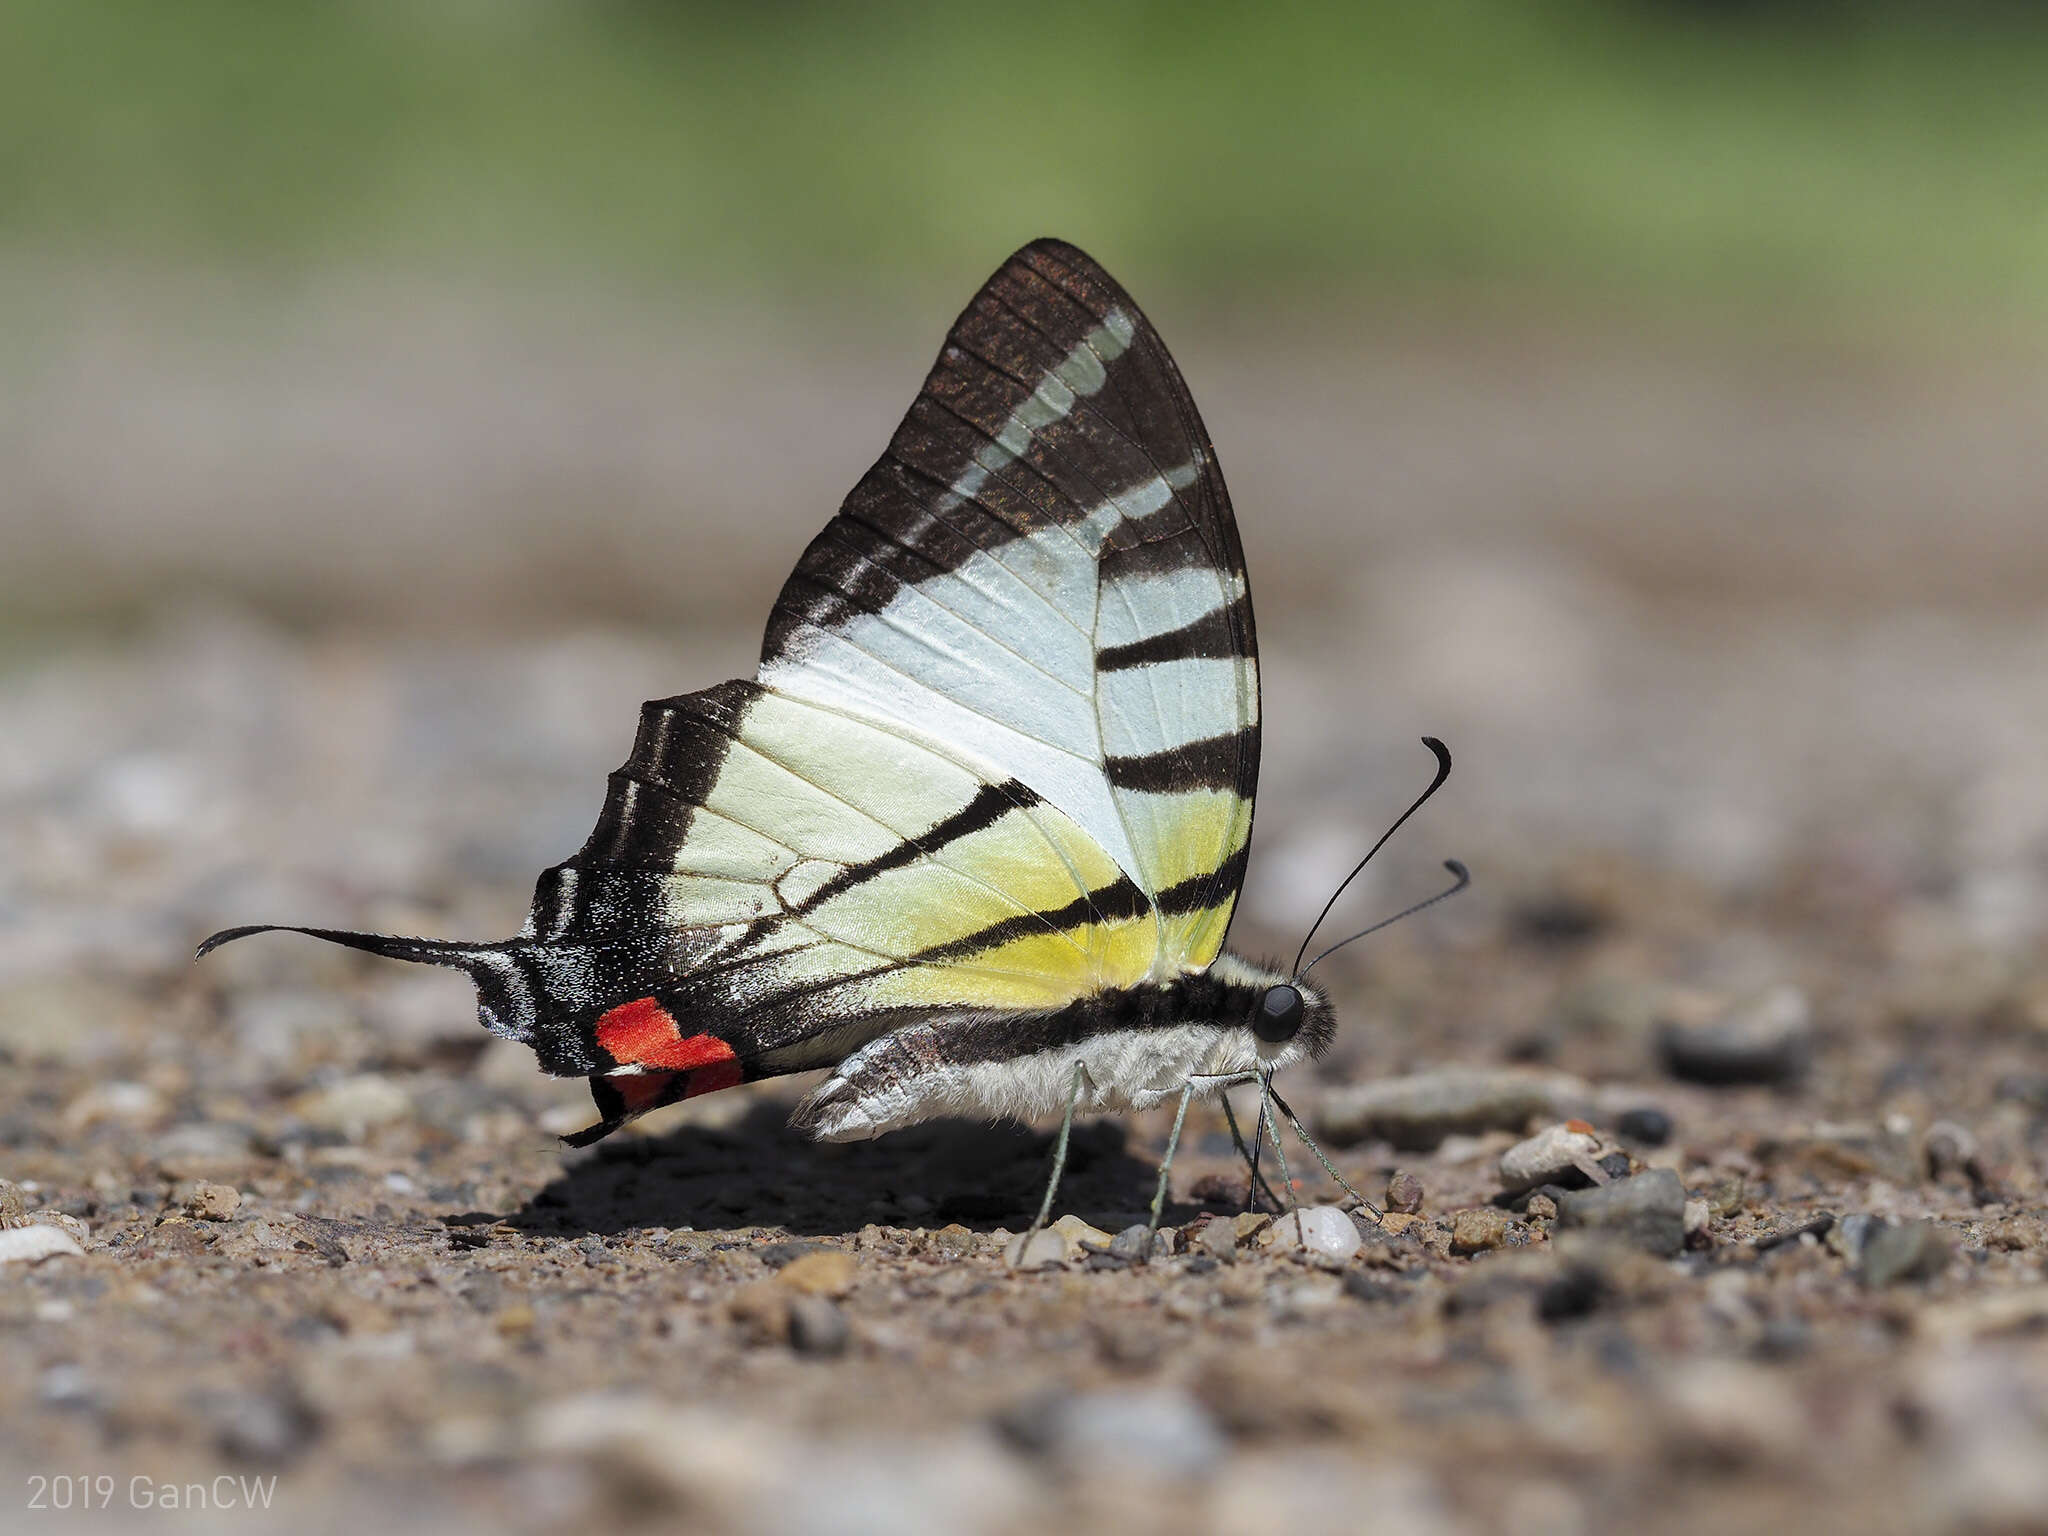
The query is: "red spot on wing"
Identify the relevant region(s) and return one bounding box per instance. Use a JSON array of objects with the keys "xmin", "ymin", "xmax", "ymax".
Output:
[{"xmin": 595, "ymin": 997, "xmax": 739, "ymax": 1075}]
